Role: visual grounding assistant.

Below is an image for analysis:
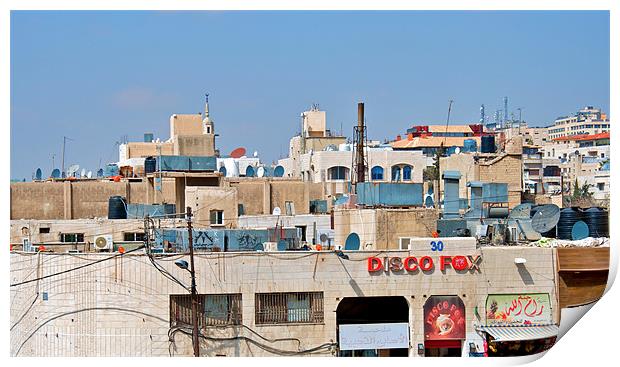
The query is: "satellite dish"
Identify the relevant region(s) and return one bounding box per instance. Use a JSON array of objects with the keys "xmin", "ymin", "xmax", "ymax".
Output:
[
  {"xmin": 277, "ymin": 240, "xmax": 287, "ymax": 251},
  {"xmin": 35, "ymin": 168, "xmax": 42, "ymax": 181},
  {"xmin": 509, "ymin": 203, "xmax": 532, "ymax": 219},
  {"xmin": 87, "ymin": 171, "xmax": 93, "ymax": 179},
  {"xmin": 219, "ymin": 166, "xmax": 227, "ymax": 176},
  {"xmin": 257, "ymin": 166, "xmax": 265, "ymax": 177},
  {"xmin": 68, "ymin": 164, "xmax": 80, "ymax": 177},
  {"xmin": 344, "ymin": 233, "xmax": 360, "ymax": 251},
  {"xmin": 319, "ymin": 233, "xmax": 328, "ymax": 243},
  {"xmin": 230, "ymin": 147, "xmax": 246, "ymax": 159},
  {"xmin": 531, "ymin": 204, "xmax": 560, "ymax": 233},
  {"xmin": 272, "ymin": 207, "xmax": 281, "ymax": 216},
  {"xmin": 80, "ymin": 168, "xmax": 86, "ymax": 178},
  {"xmin": 96, "ymin": 169, "xmax": 104, "ymax": 178},
  {"xmin": 51, "ymin": 168, "xmax": 60, "ymax": 179},
  {"xmin": 455, "ymin": 147, "xmax": 461, "ymax": 154},
  {"xmin": 571, "ymin": 220, "xmax": 589, "ymax": 240},
  {"xmin": 246, "ymin": 165, "xmax": 255, "ymax": 177},
  {"xmin": 253, "ymin": 151, "xmax": 258, "ymax": 158},
  {"xmin": 273, "ymin": 165, "xmax": 285, "ymax": 177}
]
